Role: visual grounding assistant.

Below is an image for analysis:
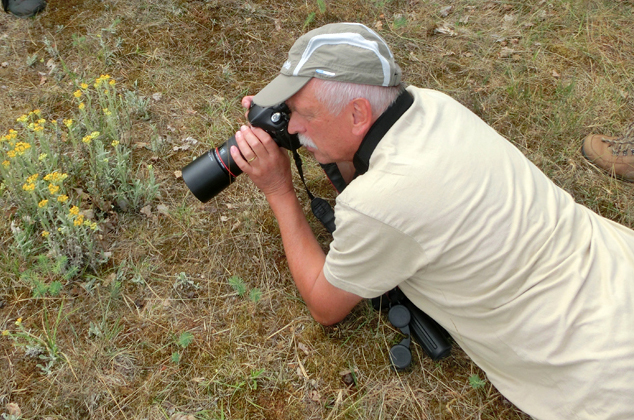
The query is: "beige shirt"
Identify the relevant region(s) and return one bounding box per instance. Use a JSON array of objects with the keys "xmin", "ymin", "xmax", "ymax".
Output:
[{"xmin": 324, "ymin": 87, "xmax": 634, "ymax": 420}]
